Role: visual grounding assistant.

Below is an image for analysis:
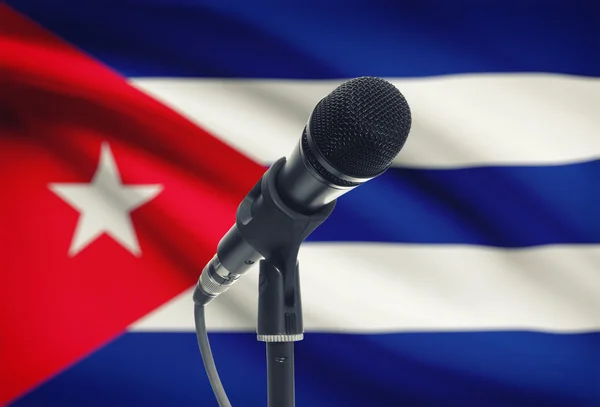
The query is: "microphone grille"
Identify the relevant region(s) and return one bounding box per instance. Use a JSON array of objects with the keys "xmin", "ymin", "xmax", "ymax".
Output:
[{"xmin": 309, "ymin": 77, "xmax": 412, "ymax": 178}]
